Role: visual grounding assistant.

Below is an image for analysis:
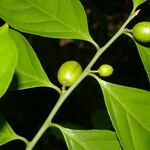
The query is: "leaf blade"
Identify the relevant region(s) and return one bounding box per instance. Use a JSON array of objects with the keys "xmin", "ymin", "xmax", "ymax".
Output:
[
  {"xmin": 96, "ymin": 78, "xmax": 150, "ymax": 150},
  {"xmin": 132, "ymin": 0, "xmax": 147, "ymax": 9},
  {"xmin": 134, "ymin": 41, "xmax": 150, "ymax": 81},
  {"xmin": 0, "ymin": 0, "xmax": 94, "ymax": 43},
  {"xmin": 0, "ymin": 25, "xmax": 18, "ymax": 98},
  {"xmin": 0, "ymin": 113, "xmax": 23, "ymax": 145},
  {"xmin": 53, "ymin": 124, "xmax": 122, "ymax": 150},
  {"xmin": 9, "ymin": 29, "xmax": 60, "ymax": 92}
]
